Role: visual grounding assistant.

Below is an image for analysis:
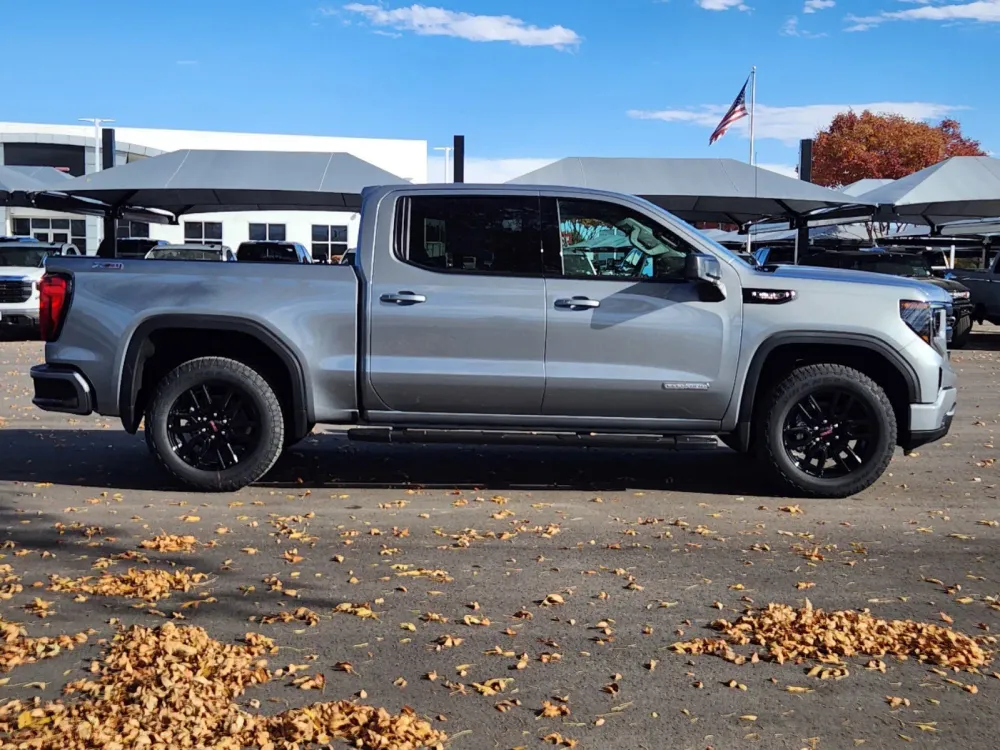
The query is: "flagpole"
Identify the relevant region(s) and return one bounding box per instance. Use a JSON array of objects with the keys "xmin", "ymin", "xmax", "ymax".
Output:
[{"xmin": 746, "ymin": 66, "xmax": 757, "ymax": 256}]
